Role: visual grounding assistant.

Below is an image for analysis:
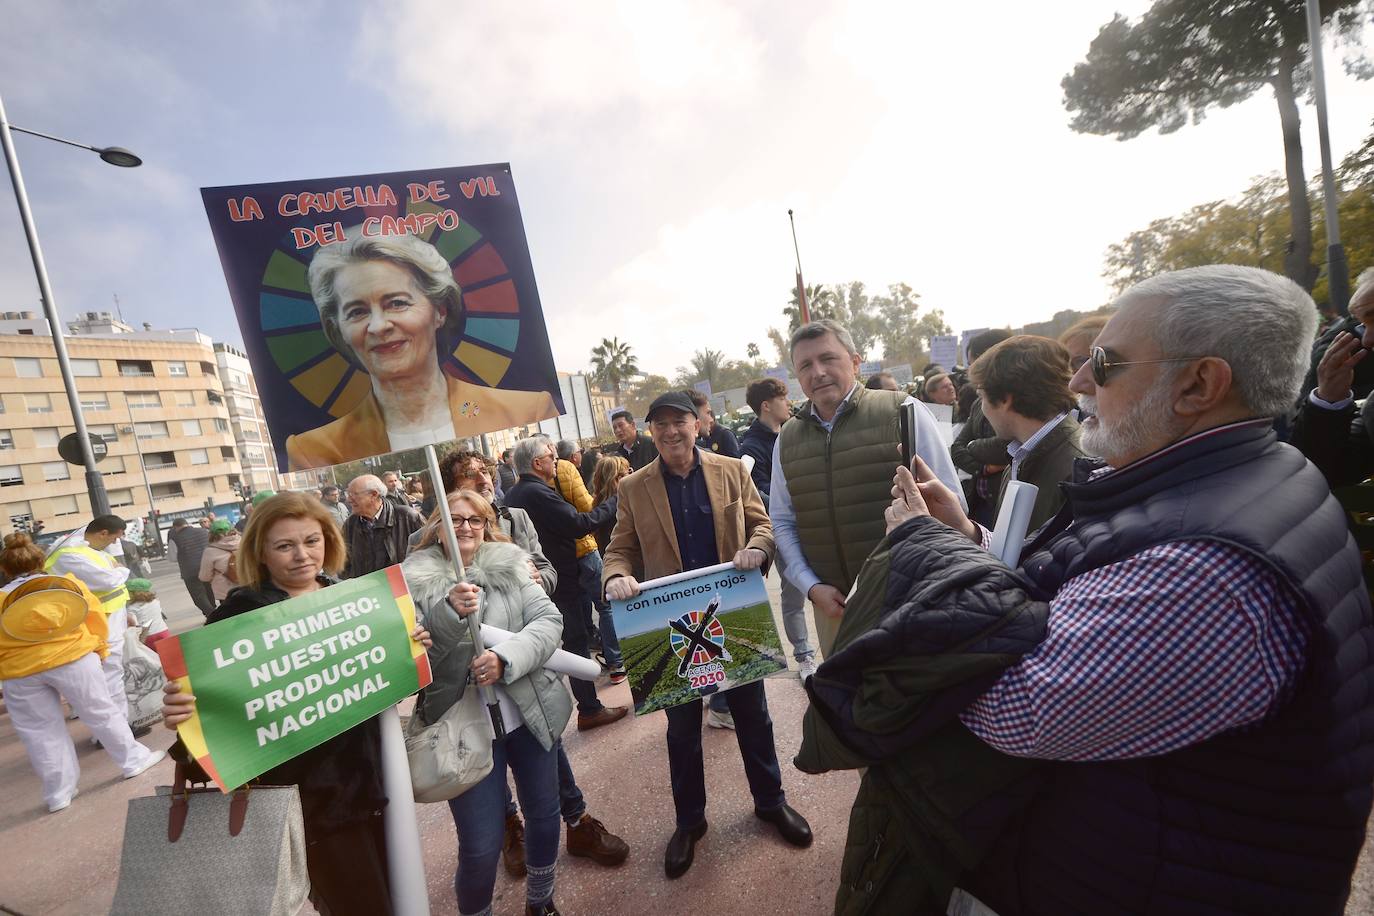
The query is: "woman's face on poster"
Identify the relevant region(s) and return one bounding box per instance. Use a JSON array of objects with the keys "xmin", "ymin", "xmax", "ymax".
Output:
[{"xmin": 336, "ymin": 259, "xmax": 446, "ymax": 382}]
